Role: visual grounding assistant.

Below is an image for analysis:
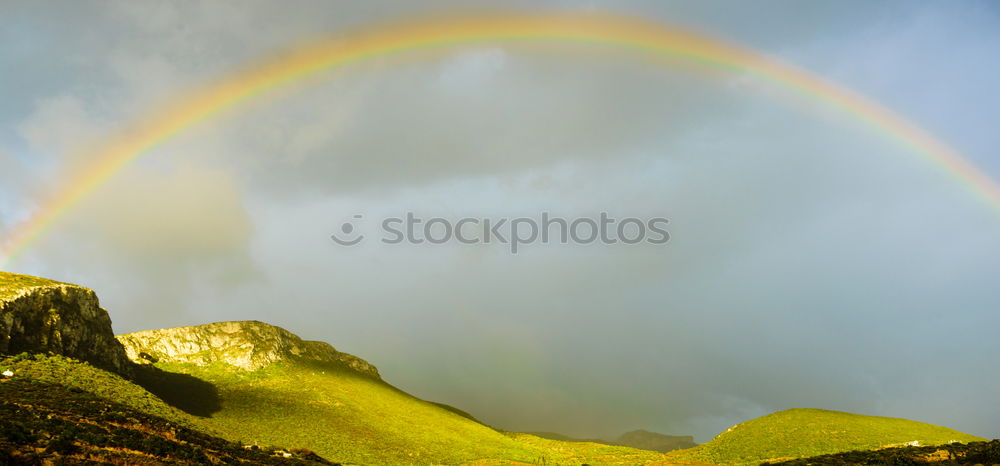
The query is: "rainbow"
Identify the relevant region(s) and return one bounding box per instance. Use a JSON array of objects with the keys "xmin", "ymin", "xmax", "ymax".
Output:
[{"xmin": 2, "ymin": 13, "xmax": 997, "ymax": 267}]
